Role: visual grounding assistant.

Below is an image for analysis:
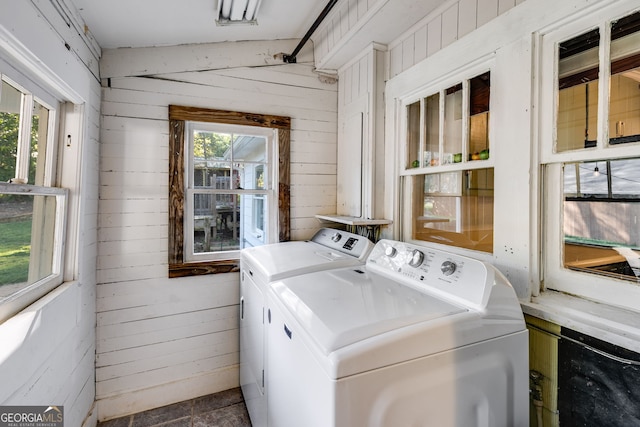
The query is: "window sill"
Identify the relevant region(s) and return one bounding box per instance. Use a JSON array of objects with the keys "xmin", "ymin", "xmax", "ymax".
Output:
[
  {"xmin": 168, "ymin": 260, "xmax": 239, "ymax": 278},
  {"xmin": 521, "ymin": 290, "xmax": 640, "ymax": 353}
]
